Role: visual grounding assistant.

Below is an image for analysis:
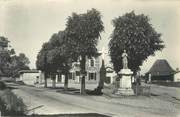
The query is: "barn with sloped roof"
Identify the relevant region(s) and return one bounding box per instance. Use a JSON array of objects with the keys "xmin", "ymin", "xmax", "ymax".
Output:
[{"xmin": 147, "ymin": 59, "xmax": 175, "ymax": 81}]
